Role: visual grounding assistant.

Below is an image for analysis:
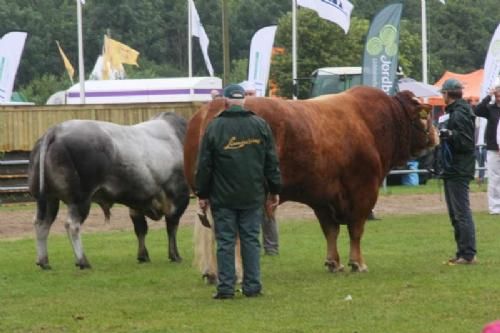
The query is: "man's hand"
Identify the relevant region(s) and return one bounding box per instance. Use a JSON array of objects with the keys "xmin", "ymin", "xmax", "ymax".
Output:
[
  {"xmin": 267, "ymin": 194, "xmax": 280, "ymax": 209},
  {"xmin": 198, "ymin": 198, "xmax": 209, "ymax": 212},
  {"xmin": 439, "ymin": 128, "xmax": 452, "ymax": 140}
]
